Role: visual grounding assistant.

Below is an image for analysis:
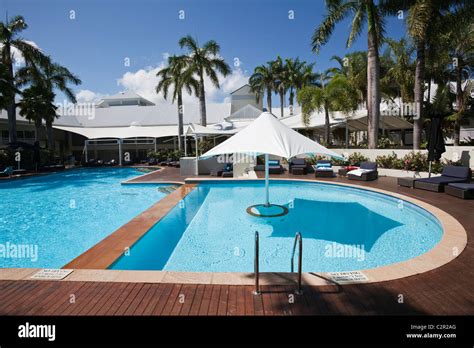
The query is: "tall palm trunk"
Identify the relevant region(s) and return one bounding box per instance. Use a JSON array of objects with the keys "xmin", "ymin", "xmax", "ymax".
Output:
[
  {"xmin": 454, "ymin": 56, "xmax": 463, "ymax": 146},
  {"xmin": 413, "ymin": 41, "xmax": 425, "ymax": 150},
  {"xmin": 34, "ymin": 119, "xmax": 42, "ymax": 142},
  {"xmin": 198, "ymin": 73, "xmax": 207, "ymax": 127},
  {"xmin": 46, "ymin": 120, "xmax": 54, "ymax": 152},
  {"xmin": 324, "ymin": 102, "xmax": 331, "ymax": 146},
  {"xmin": 4, "ymin": 43, "xmax": 17, "ymax": 143},
  {"xmin": 266, "ymin": 87, "xmax": 272, "ymax": 111},
  {"xmin": 279, "ymin": 89, "xmax": 284, "ymax": 117},
  {"xmin": 289, "ymin": 88, "xmax": 294, "ymax": 115},
  {"xmin": 177, "ymin": 91, "xmax": 184, "ymax": 150},
  {"xmin": 366, "ymin": 25, "xmax": 380, "ymax": 149}
]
